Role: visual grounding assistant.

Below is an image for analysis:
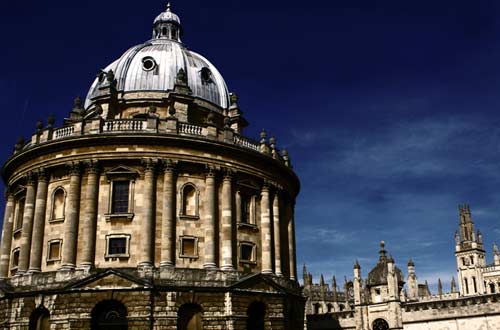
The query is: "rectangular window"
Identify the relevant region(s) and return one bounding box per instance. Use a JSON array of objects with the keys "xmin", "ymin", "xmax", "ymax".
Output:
[
  {"xmin": 112, "ymin": 181, "xmax": 129, "ymax": 214},
  {"xmin": 47, "ymin": 240, "xmax": 62, "ymax": 262},
  {"xmin": 109, "ymin": 237, "xmax": 127, "ymax": 255},
  {"xmin": 241, "ymin": 196, "xmax": 250, "ymax": 224},
  {"xmin": 240, "ymin": 242, "xmax": 255, "ymax": 263},
  {"xmin": 180, "ymin": 237, "xmax": 198, "ymax": 258}
]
